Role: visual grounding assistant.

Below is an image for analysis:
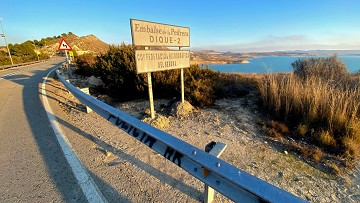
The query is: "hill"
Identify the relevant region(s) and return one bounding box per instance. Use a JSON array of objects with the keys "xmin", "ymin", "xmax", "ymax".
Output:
[
  {"xmin": 40, "ymin": 32, "xmax": 109, "ymax": 56},
  {"xmin": 0, "ymin": 32, "xmax": 110, "ymax": 65}
]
